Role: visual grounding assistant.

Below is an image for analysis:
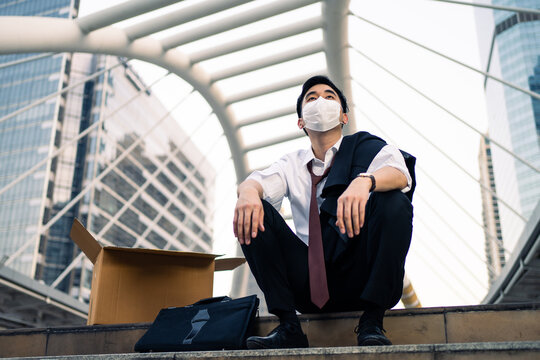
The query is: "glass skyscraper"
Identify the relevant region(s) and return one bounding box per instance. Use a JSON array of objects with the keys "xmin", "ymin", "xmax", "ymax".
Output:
[
  {"xmin": 0, "ymin": 0, "xmax": 215, "ymax": 302},
  {"xmin": 474, "ymin": 0, "xmax": 540, "ymax": 252},
  {"xmin": 0, "ymin": 0, "xmax": 78, "ymax": 276}
]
